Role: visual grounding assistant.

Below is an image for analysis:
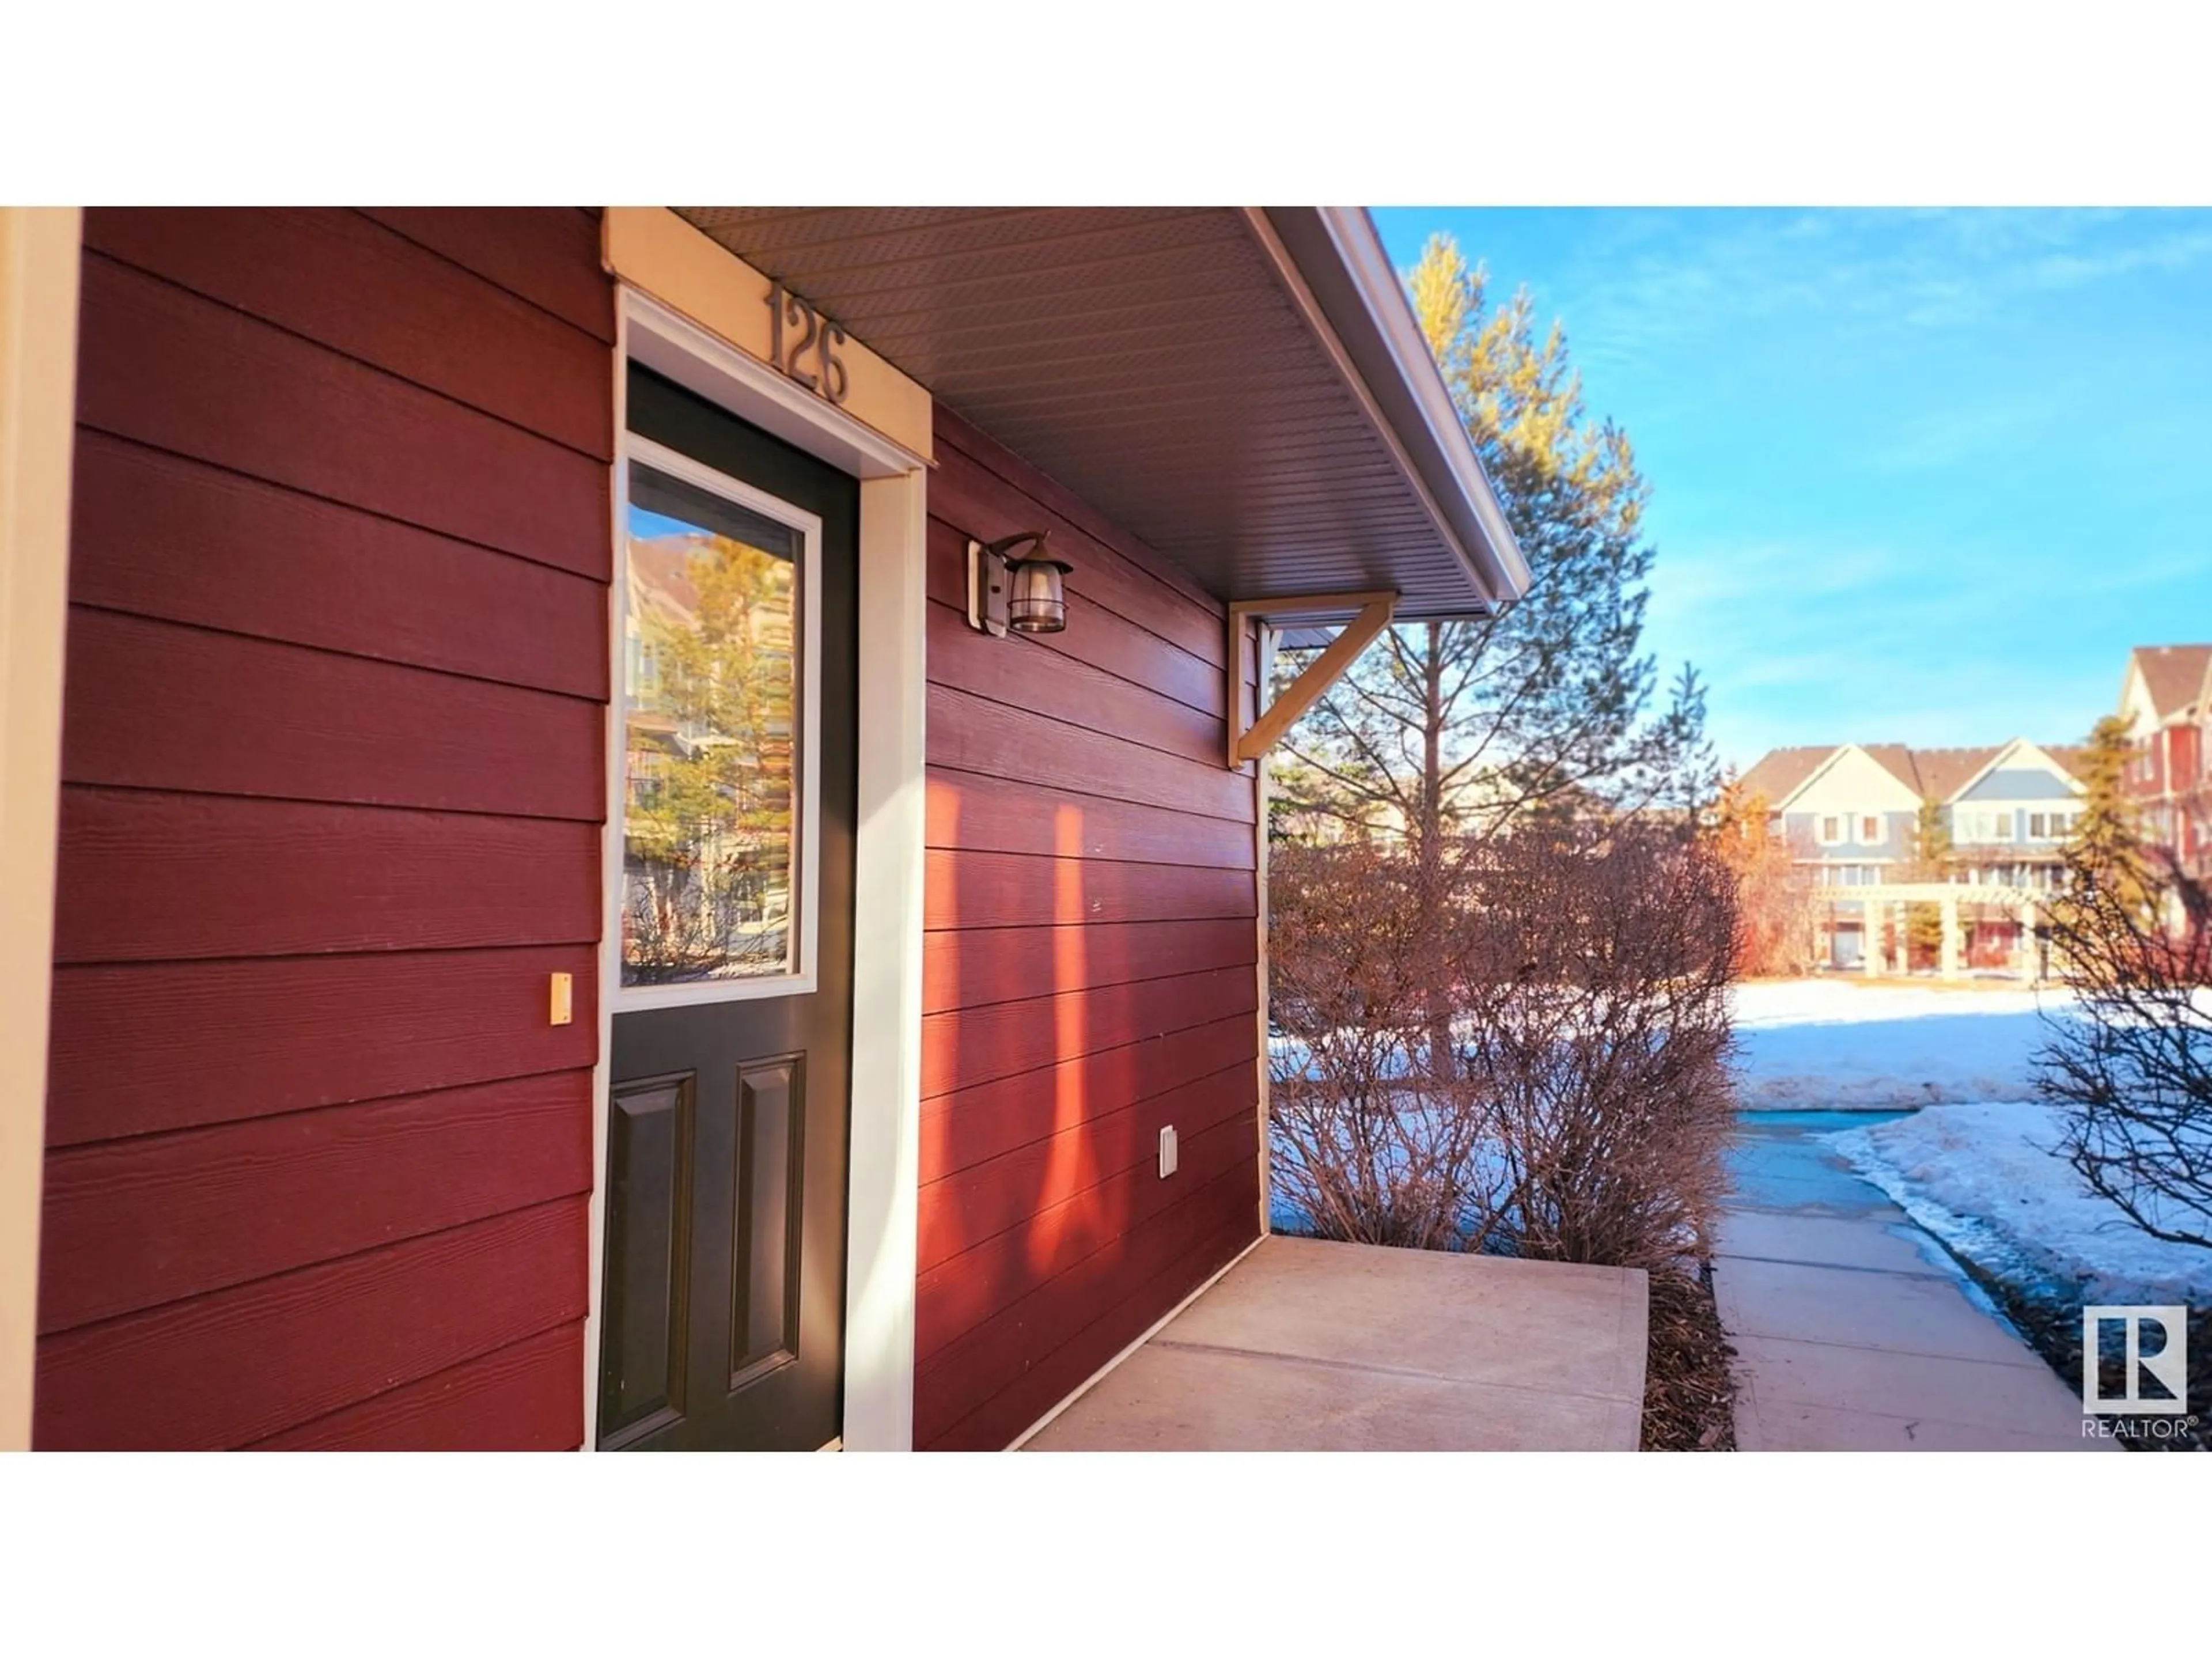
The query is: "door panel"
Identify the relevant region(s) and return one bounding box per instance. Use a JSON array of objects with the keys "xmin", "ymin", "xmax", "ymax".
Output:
[
  {"xmin": 732, "ymin": 1055, "xmax": 802, "ymax": 1384},
  {"xmin": 600, "ymin": 366, "xmax": 856, "ymax": 1451},
  {"xmin": 599, "ymin": 1073, "xmax": 693, "ymax": 1446}
]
